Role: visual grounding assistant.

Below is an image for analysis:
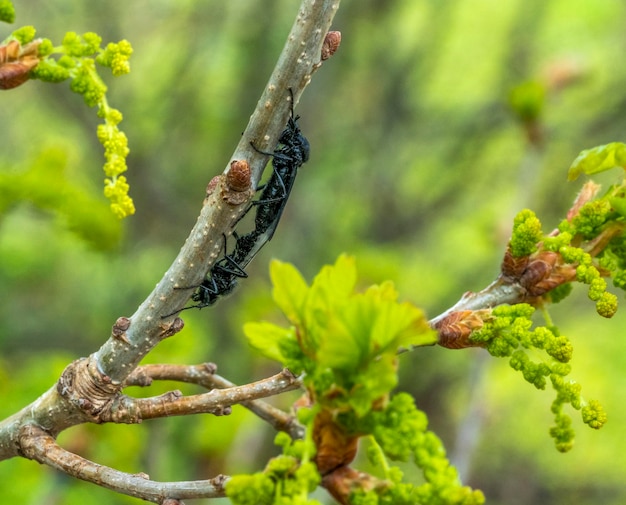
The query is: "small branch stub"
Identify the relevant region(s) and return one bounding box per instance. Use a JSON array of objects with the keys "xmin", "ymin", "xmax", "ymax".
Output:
[
  {"xmin": 111, "ymin": 317, "xmax": 131, "ymax": 344},
  {"xmin": 159, "ymin": 317, "xmax": 185, "ymax": 339}
]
